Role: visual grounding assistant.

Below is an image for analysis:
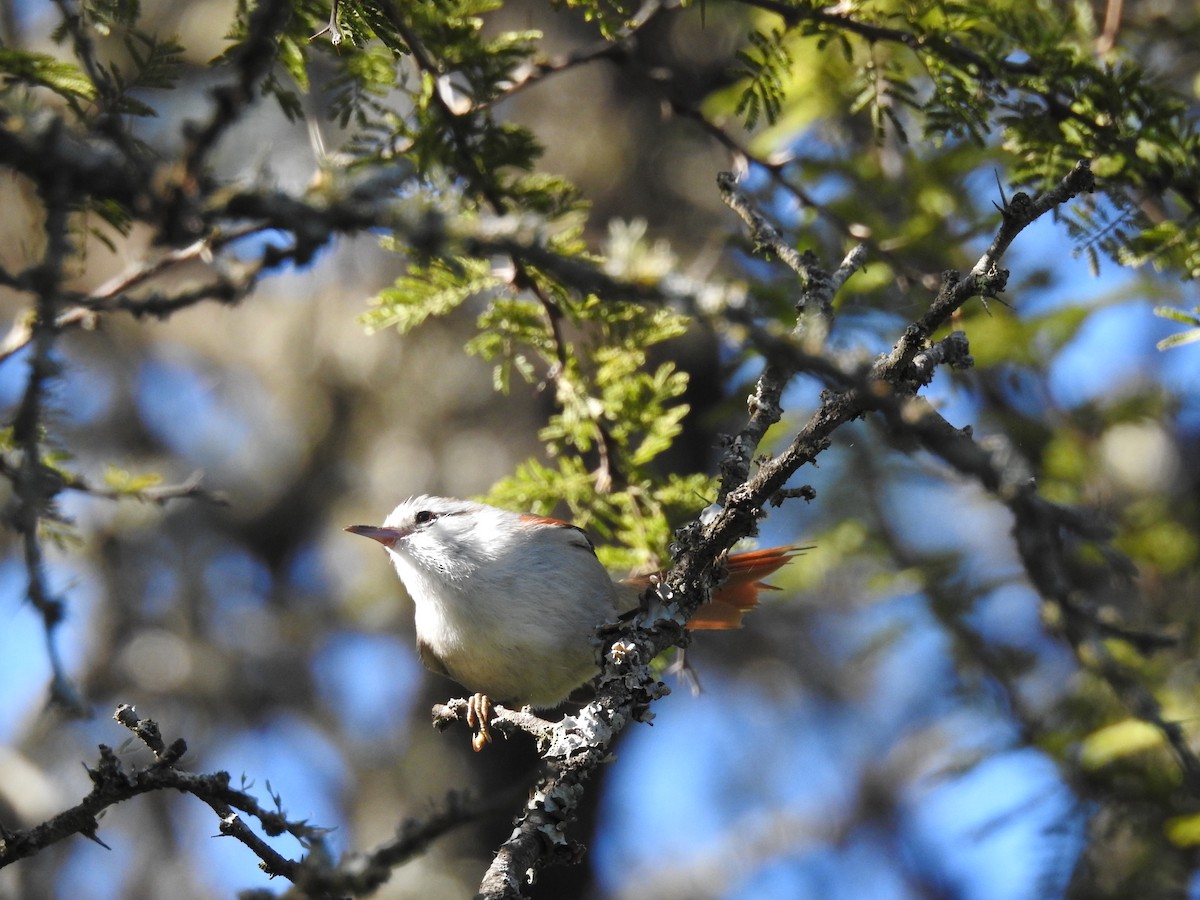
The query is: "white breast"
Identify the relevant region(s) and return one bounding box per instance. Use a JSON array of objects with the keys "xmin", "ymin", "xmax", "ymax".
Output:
[{"xmin": 388, "ymin": 512, "xmax": 618, "ymax": 707}]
